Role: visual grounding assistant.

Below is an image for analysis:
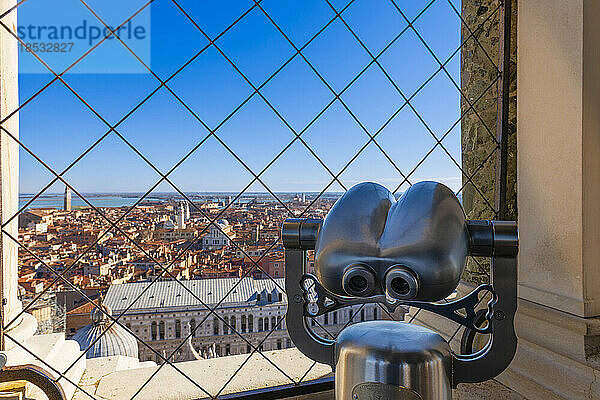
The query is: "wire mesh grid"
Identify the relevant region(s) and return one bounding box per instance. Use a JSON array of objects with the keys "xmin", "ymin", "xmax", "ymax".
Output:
[{"xmin": 0, "ymin": 0, "xmax": 508, "ymax": 398}]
